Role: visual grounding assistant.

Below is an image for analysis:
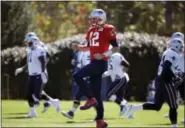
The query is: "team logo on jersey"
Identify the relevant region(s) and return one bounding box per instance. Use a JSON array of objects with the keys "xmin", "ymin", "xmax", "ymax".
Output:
[{"xmin": 172, "ymin": 56, "xmax": 176, "ymax": 61}]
